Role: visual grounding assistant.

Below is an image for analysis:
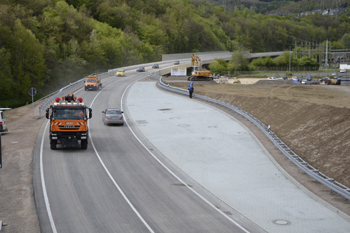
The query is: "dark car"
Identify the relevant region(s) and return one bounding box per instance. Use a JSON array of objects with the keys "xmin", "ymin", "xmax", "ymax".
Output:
[
  {"xmin": 305, "ymin": 75, "xmax": 312, "ymax": 81},
  {"xmin": 102, "ymin": 108, "xmax": 124, "ymax": 125},
  {"xmin": 334, "ymin": 74, "xmax": 340, "ymax": 79},
  {"xmin": 152, "ymin": 64, "xmax": 159, "ymax": 69},
  {"xmin": 136, "ymin": 66, "xmax": 145, "ymax": 72},
  {"xmin": 173, "ymin": 60, "xmax": 180, "ymax": 65}
]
